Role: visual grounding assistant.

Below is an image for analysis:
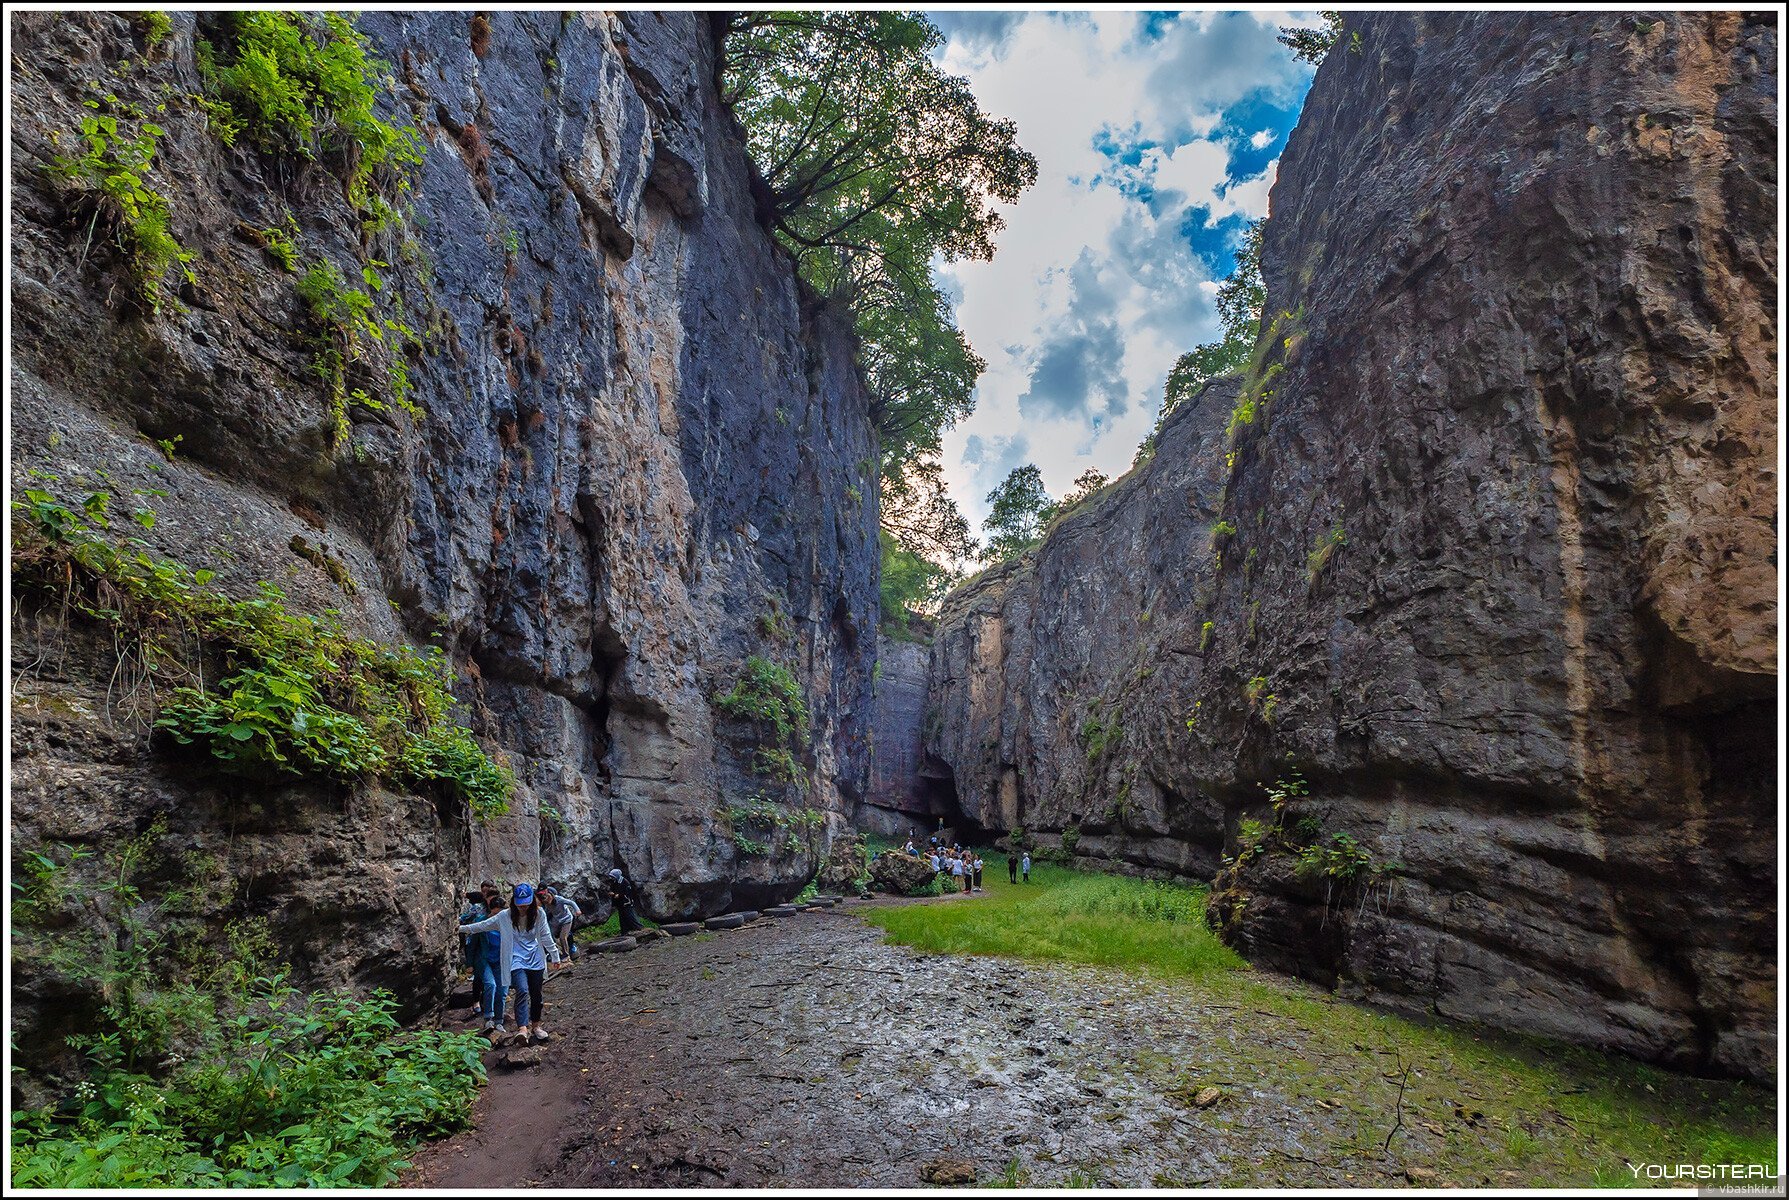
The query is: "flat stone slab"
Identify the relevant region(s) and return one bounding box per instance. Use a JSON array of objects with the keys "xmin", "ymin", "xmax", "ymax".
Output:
[
  {"xmin": 594, "ymin": 936, "xmax": 638, "ymax": 953},
  {"xmin": 661, "ymin": 922, "xmax": 701, "ymax": 936},
  {"xmin": 704, "ymin": 913, "xmax": 746, "ymax": 930}
]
